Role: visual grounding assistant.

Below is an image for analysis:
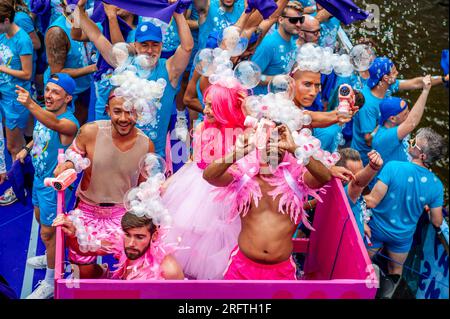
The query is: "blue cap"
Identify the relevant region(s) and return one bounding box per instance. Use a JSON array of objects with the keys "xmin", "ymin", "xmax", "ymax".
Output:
[
  {"xmin": 135, "ymin": 21, "xmax": 163, "ymax": 43},
  {"xmin": 367, "ymin": 57, "xmax": 394, "ymax": 89},
  {"xmin": 379, "ymin": 97, "xmax": 408, "ymax": 125},
  {"xmin": 48, "ymin": 73, "xmax": 76, "ymax": 96}
]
